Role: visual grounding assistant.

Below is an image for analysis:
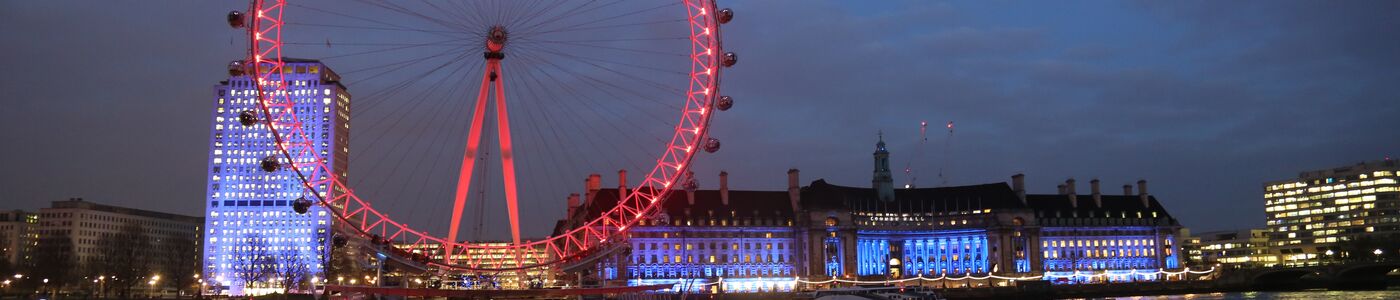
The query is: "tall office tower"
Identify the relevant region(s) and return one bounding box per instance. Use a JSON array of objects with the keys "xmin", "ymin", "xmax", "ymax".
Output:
[
  {"xmin": 1264, "ymin": 159, "xmax": 1399, "ymax": 266},
  {"xmin": 202, "ymin": 59, "xmax": 350, "ymax": 296}
]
